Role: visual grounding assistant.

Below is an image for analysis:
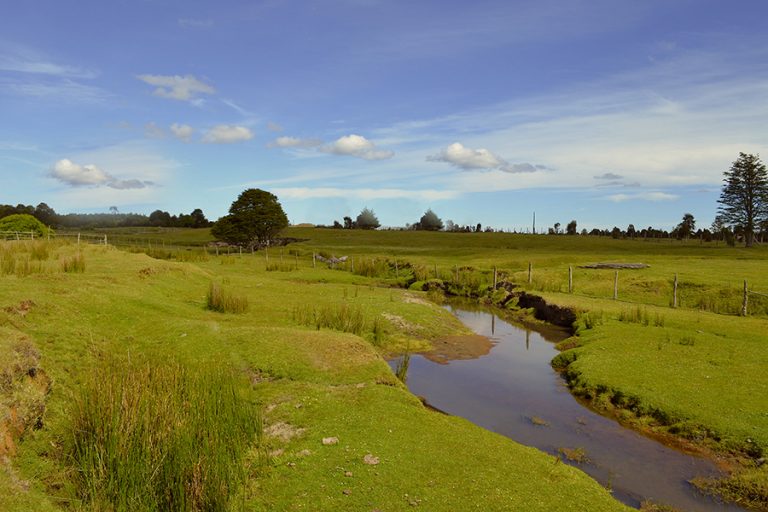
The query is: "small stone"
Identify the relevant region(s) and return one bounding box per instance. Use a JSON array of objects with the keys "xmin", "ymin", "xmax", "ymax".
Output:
[
  {"xmin": 297, "ymin": 449, "xmax": 312, "ymax": 457},
  {"xmin": 322, "ymin": 437, "xmax": 339, "ymax": 445},
  {"xmin": 343, "ymin": 489, "xmax": 352, "ymax": 496},
  {"xmin": 345, "ymin": 471, "xmax": 353, "ymax": 477},
  {"xmin": 363, "ymin": 453, "xmax": 380, "ymax": 465},
  {"xmin": 287, "ymin": 462, "xmax": 296, "ymax": 467}
]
